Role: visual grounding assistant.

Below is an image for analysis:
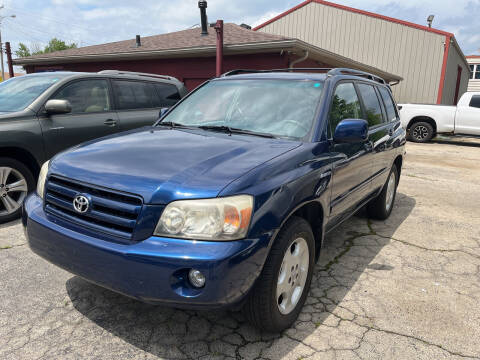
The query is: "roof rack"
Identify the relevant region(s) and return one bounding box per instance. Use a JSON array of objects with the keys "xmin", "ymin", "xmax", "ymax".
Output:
[
  {"xmin": 221, "ymin": 67, "xmax": 387, "ymax": 84},
  {"xmin": 98, "ymin": 70, "xmax": 179, "ymax": 82}
]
